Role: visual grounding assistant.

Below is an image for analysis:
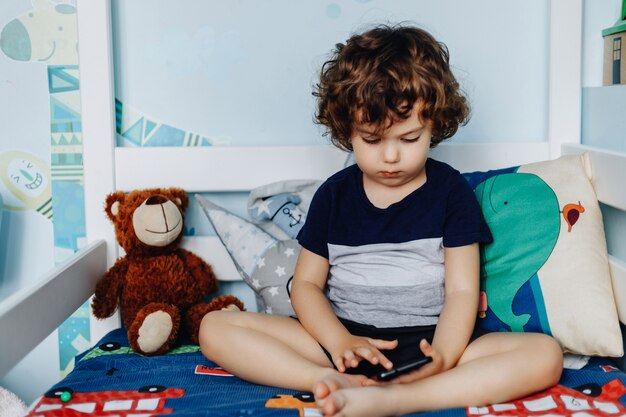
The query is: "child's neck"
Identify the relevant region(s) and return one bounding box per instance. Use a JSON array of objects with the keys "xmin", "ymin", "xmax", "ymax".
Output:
[{"xmin": 362, "ymin": 171, "xmax": 426, "ymax": 209}]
